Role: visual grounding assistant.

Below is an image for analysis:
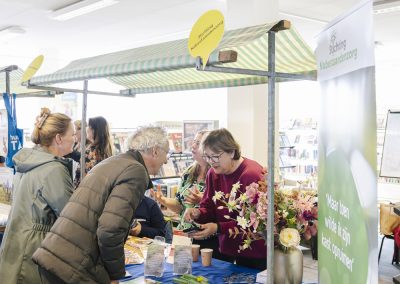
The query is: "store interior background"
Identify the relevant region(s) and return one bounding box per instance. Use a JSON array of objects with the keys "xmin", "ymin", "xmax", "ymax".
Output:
[{"xmin": 1, "ymin": 0, "xmax": 400, "ymax": 200}]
